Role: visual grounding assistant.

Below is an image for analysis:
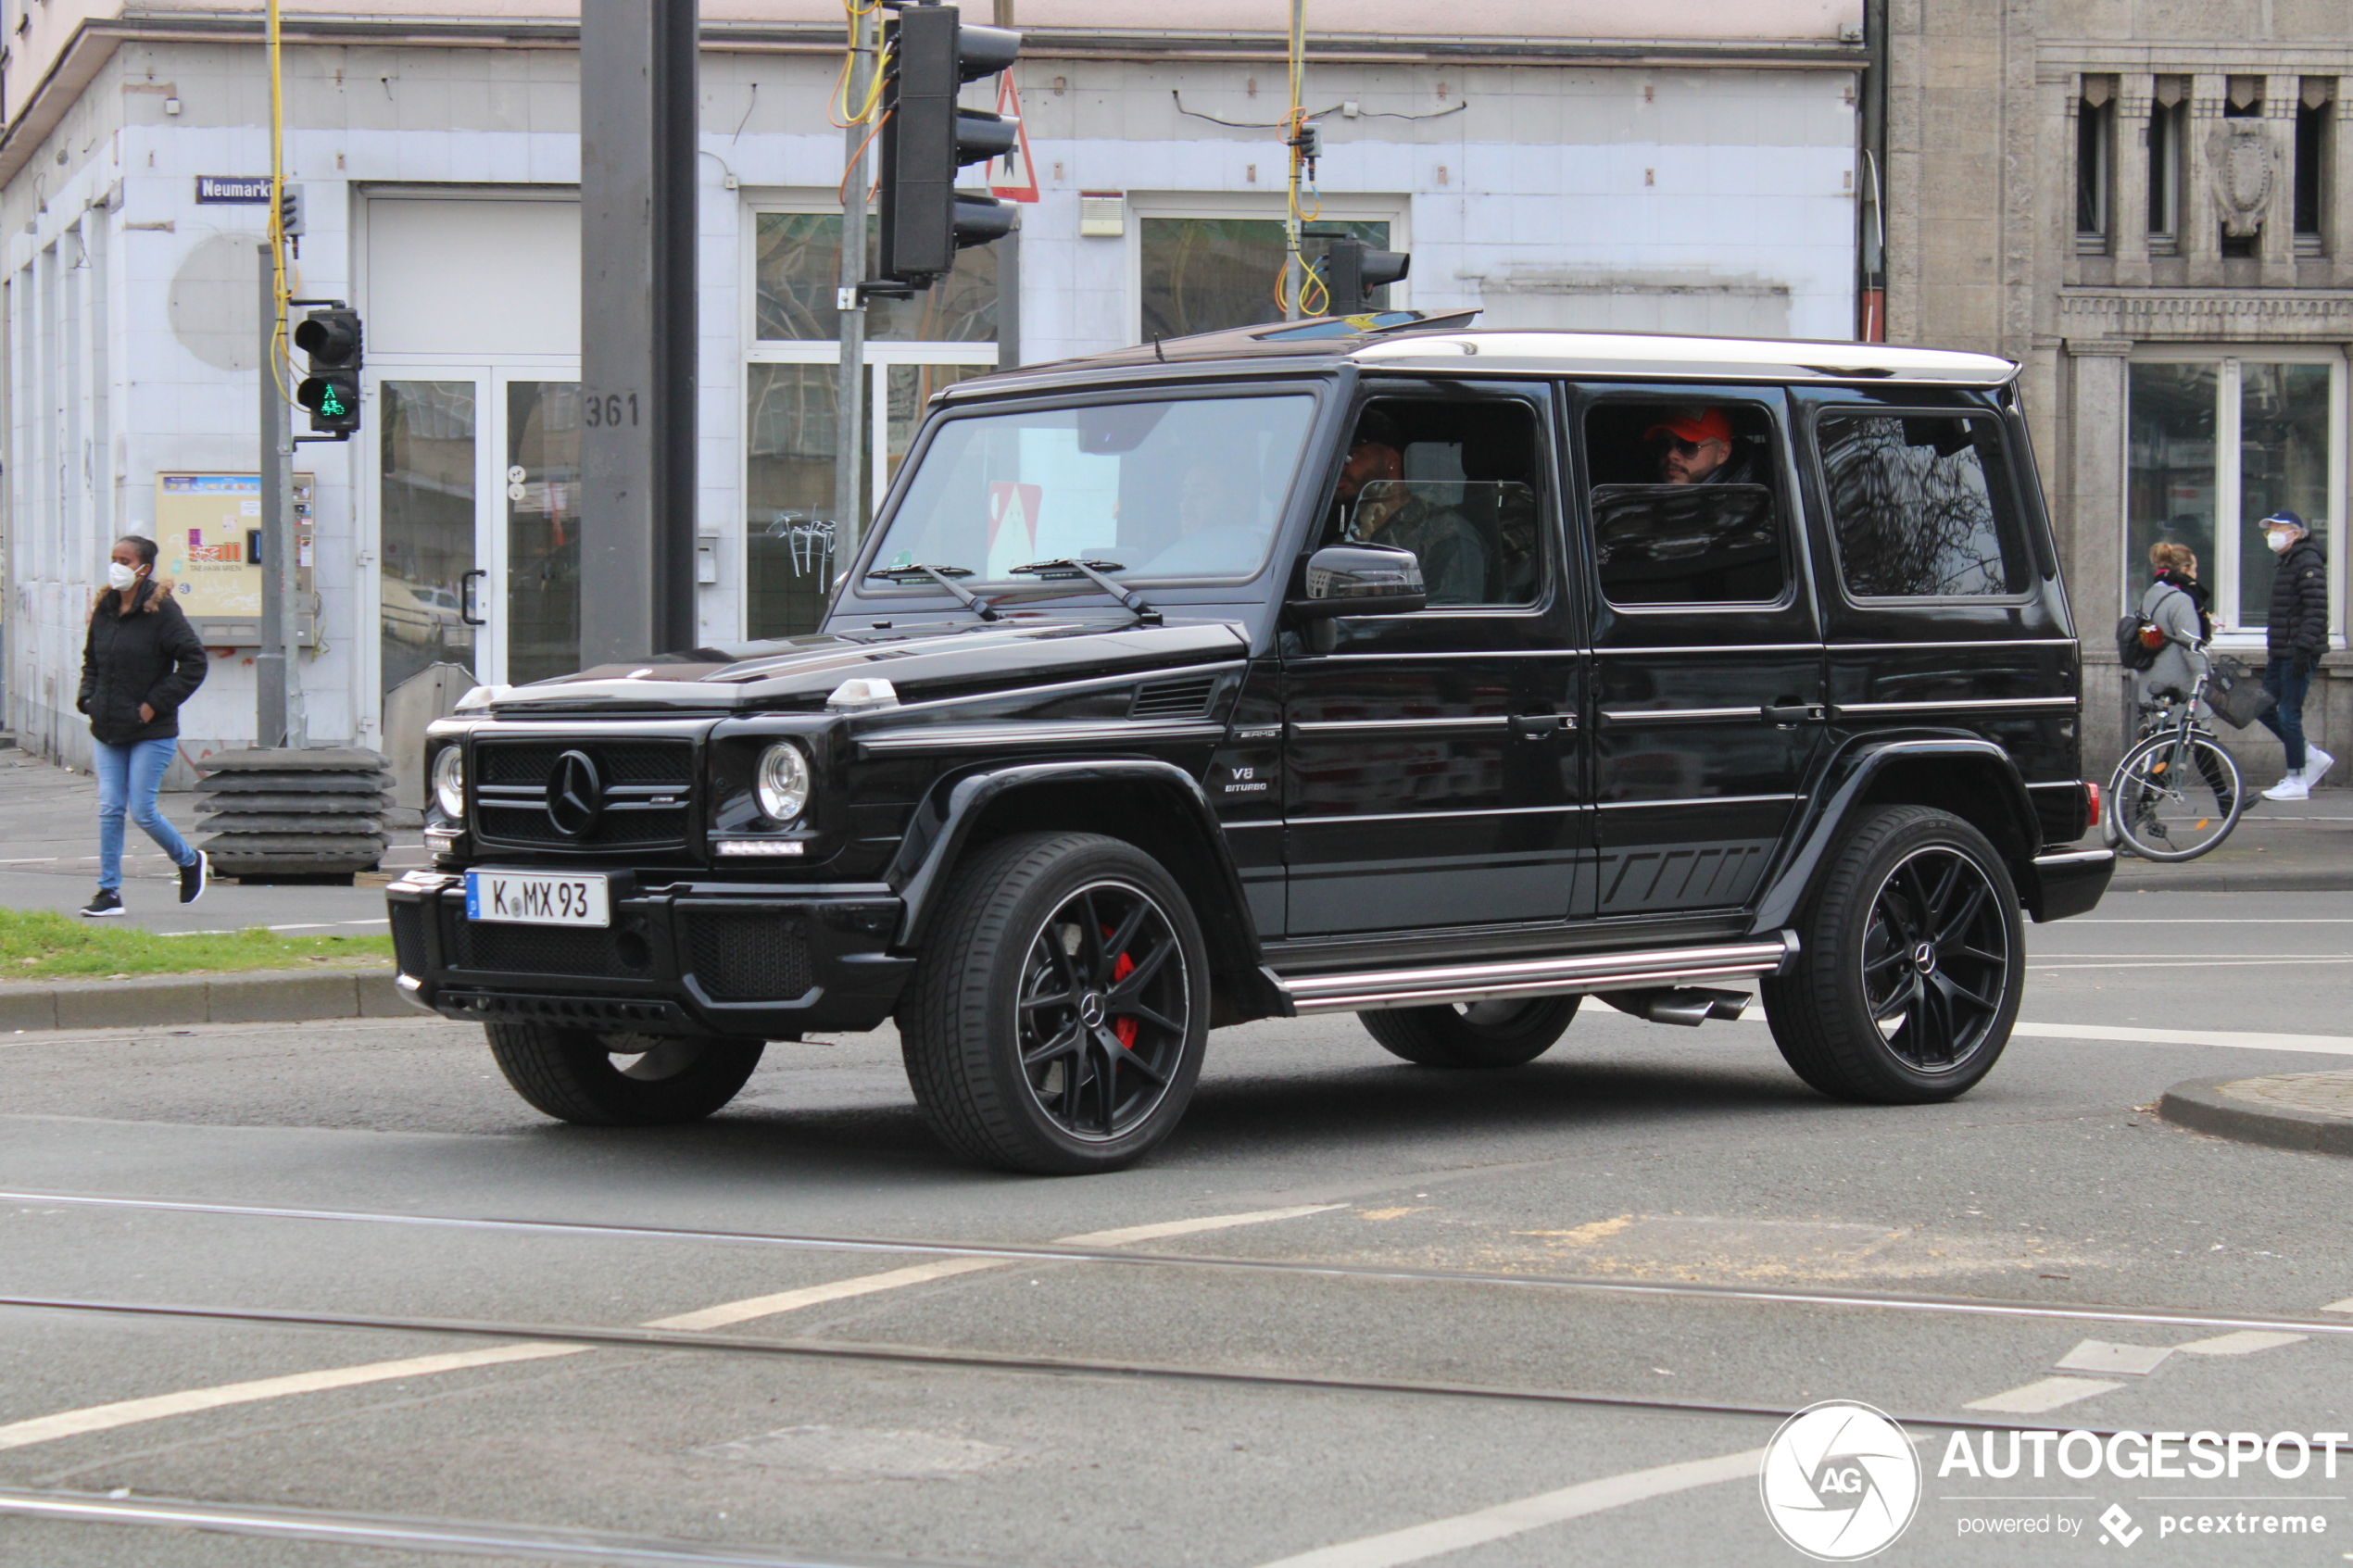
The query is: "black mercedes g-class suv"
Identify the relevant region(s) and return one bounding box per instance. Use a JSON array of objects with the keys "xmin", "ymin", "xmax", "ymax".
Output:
[{"xmin": 389, "ymin": 315, "xmax": 2113, "ymax": 1173}]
